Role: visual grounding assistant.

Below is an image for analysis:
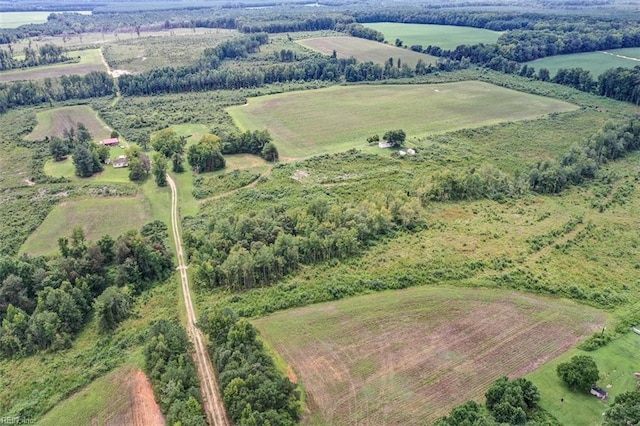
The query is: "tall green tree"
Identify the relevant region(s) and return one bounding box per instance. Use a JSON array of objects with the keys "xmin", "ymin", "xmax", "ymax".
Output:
[
  {"xmin": 49, "ymin": 137, "xmax": 70, "ymax": 161},
  {"xmin": 72, "ymin": 145, "xmax": 96, "ymax": 177},
  {"xmin": 557, "ymin": 355, "xmax": 600, "ymax": 392},
  {"xmin": 151, "ymin": 128, "xmax": 185, "ymax": 158},
  {"xmin": 152, "ymin": 153, "xmax": 168, "ymax": 187},
  {"xmin": 188, "ymin": 134, "xmax": 225, "ymax": 173},
  {"xmin": 604, "ymin": 390, "xmax": 640, "ymax": 425},
  {"xmin": 94, "ymin": 286, "xmax": 131, "ymax": 333}
]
